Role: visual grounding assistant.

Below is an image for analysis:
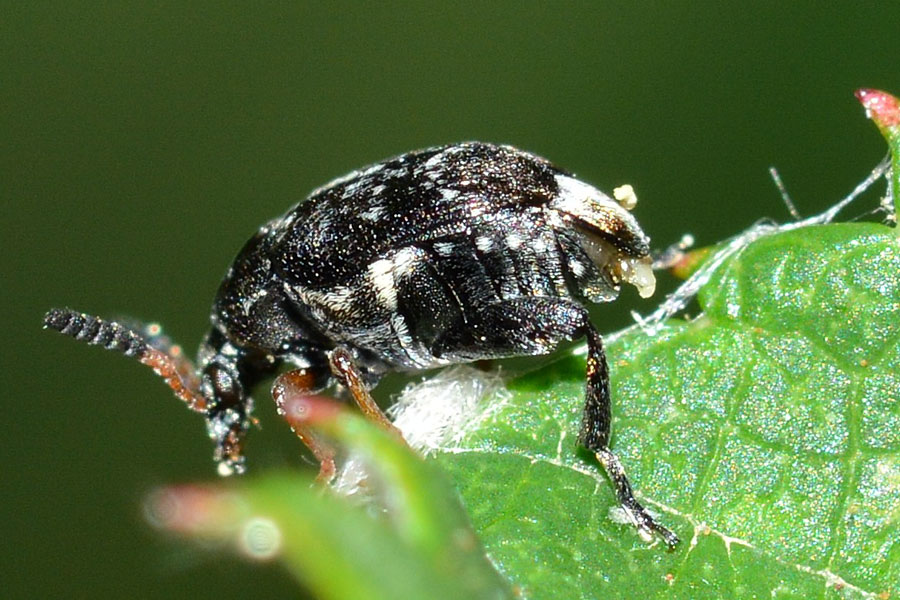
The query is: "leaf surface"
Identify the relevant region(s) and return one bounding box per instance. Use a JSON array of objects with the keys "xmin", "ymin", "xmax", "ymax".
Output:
[{"xmin": 436, "ymin": 222, "xmax": 900, "ymax": 600}]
